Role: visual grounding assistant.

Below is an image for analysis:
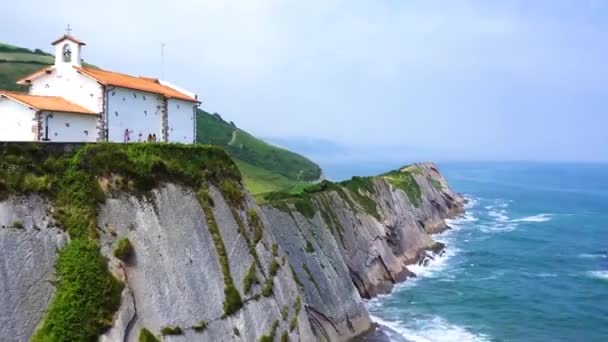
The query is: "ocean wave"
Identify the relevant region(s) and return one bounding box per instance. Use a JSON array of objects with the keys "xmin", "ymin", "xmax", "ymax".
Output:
[
  {"xmin": 588, "ymin": 271, "xmax": 608, "ymax": 281},
  {"xmin": 408, "ymin": 246, "xmax": 459, "ymax": 280},
  {"xmin": 370, "ymin": 314, "xmax": 490, "ymax": 342},
  {"xmin": 511, "ymin": 214, "xmax": 553, "ymax": 223},
  {"xmin": 488, "ymin": 210, "xmax": 509, "ymax": 222},
  {"xmin": 479, "ymin": 223, "xmax": 517, "ymax": 233},
  {"xmin": 578, "ymin": 253, "xmax": 607, "ymax": 259}
]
